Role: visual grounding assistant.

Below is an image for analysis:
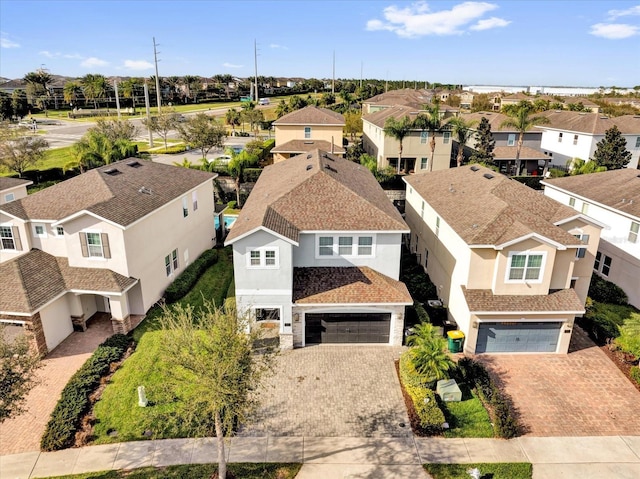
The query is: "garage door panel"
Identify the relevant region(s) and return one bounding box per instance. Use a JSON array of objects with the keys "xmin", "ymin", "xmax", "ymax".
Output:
[
  {"xmin": 476, "ymin": 322, "xmax": 561, "ymax": 353},
  {"xmin": 305, "ymin": 313, "xmax": 391, "ymax": 344}
]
